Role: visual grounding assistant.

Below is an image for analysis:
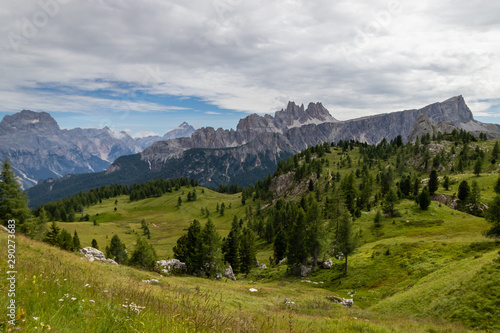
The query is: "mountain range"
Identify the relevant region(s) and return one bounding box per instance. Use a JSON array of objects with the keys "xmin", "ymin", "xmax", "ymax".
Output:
[
  {"xmin": 0, "ymin": 110, "xmax": 195, "ymax": 189},
  {"xmin": 23, "ymin": 95, "xmax": 500, "ymax": 207}
]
